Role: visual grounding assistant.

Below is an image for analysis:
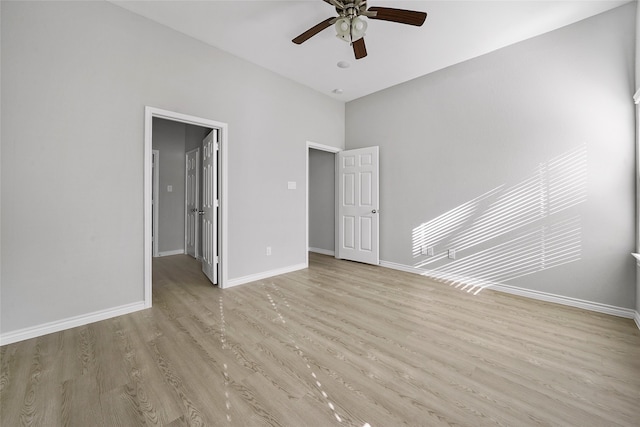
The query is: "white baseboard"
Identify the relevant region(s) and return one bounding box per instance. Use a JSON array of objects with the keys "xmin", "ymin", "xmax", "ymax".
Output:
[
  {"xmin": 488, "ymin": 283, "xmax": 636, "ymax": 319},
  {"xmin": 309, "ymin": 247, "xmax": 335, "ymax": 256},
  {"xmin": 157, "ymin": 249, "xmax": 185, "ymax": 257},
  {"xmin": 380, "ymin": 260, "xmax": 422, "ymax": 275},
  {"xmin": 380, "ymin": 260, "xmax": 636, "ymax": 321},
  {"xmin": 226, "ymin": 263, "xmax": 307, "ymax": 288},
  {"xmin": 0, "ymin": 301, "xmax": 146, "ymax": 346}
]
